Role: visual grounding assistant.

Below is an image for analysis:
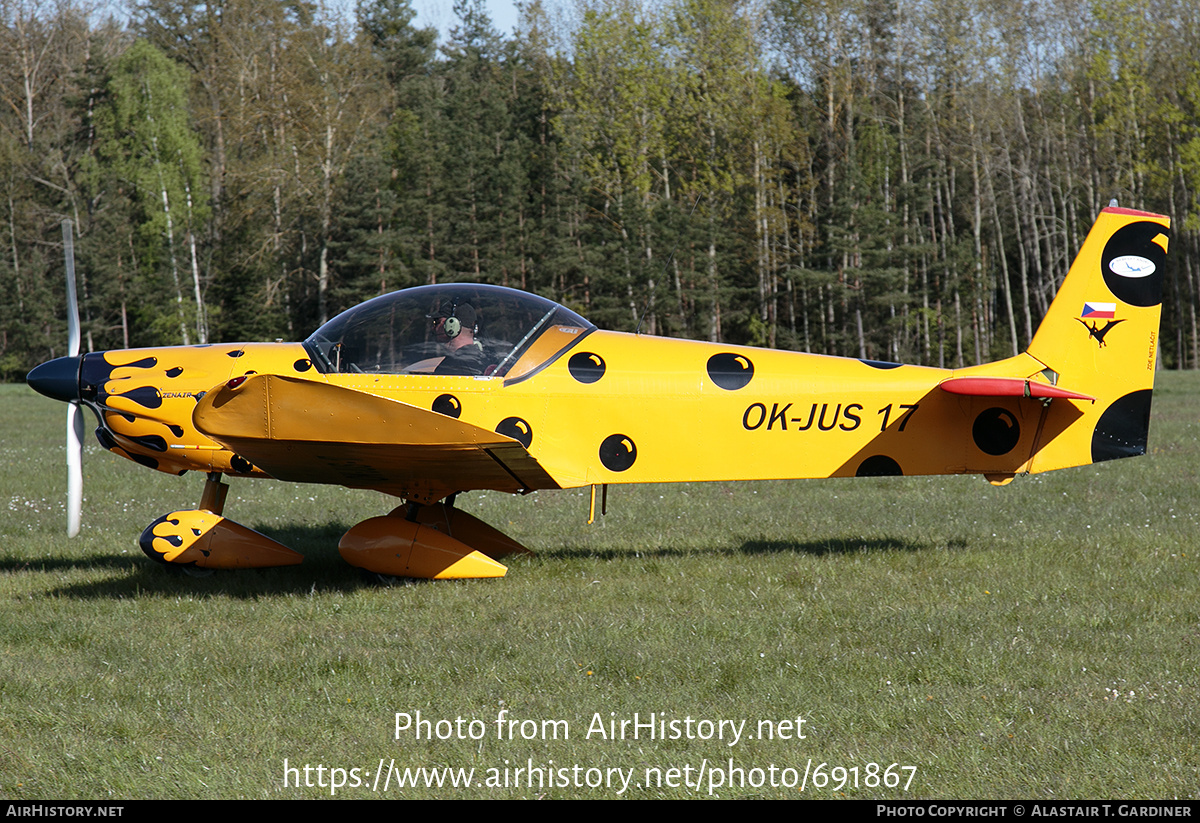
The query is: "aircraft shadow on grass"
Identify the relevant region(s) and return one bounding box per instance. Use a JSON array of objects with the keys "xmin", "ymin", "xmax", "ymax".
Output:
[{"xmin": 25, "ymin": 523, "xmax": 969, "ymax": 600}]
